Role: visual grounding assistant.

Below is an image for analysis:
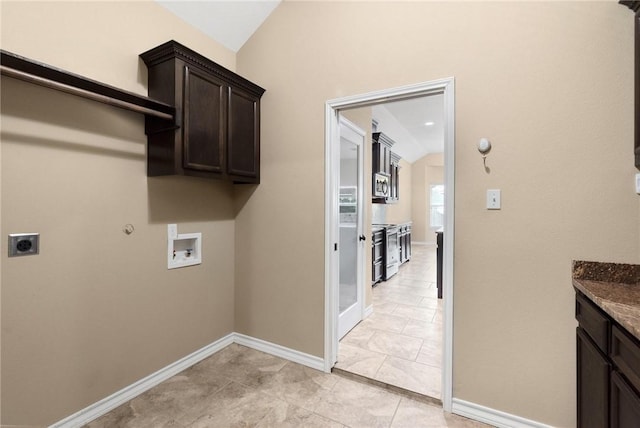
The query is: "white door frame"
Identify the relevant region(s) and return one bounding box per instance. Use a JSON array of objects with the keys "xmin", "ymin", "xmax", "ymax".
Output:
[
  {"xmin": 336, "ymin": 117, "xmax": 366, "ymax": 339},
  {"xmin": 324, "ymin": 77, "xmax": 456, "ymax": 412}
]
